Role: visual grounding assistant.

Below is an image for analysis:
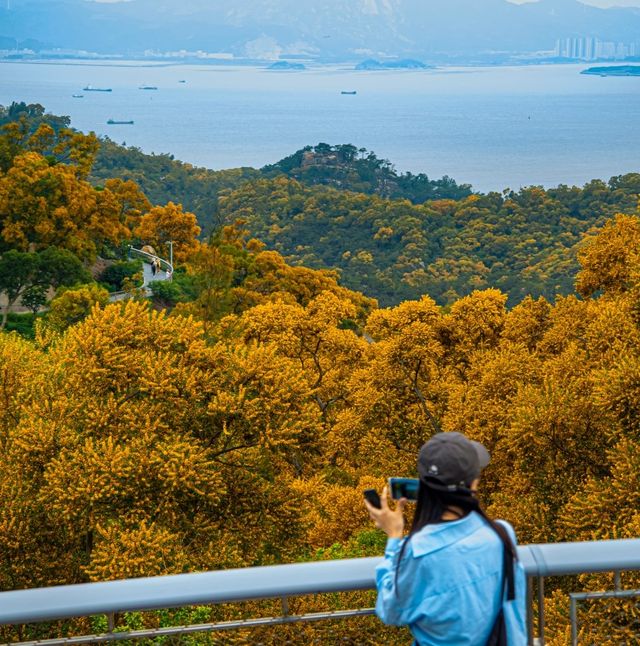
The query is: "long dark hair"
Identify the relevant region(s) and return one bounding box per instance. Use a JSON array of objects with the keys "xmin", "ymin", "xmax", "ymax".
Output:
[{"xmin": 394, "ymin": 479, "xmax": 517, "ymax": 594}]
